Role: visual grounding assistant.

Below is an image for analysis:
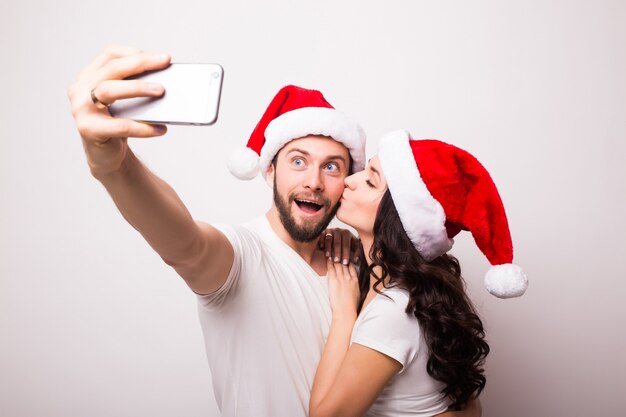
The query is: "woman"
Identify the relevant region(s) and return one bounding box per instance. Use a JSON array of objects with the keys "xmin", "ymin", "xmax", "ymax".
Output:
[{"xmin": 310, "ymin": 130, "xmax": 528, "ymax": 417}]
